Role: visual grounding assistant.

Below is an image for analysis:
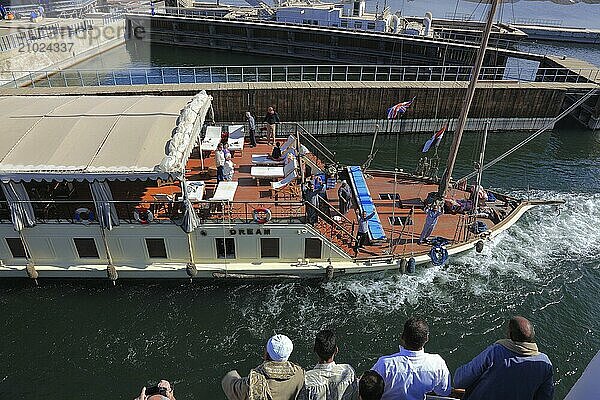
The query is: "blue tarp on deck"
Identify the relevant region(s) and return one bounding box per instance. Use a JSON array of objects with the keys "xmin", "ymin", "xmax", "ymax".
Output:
[{"xmin": 347, "ymin": 166, "xmax": 386, "ymax": 241}]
